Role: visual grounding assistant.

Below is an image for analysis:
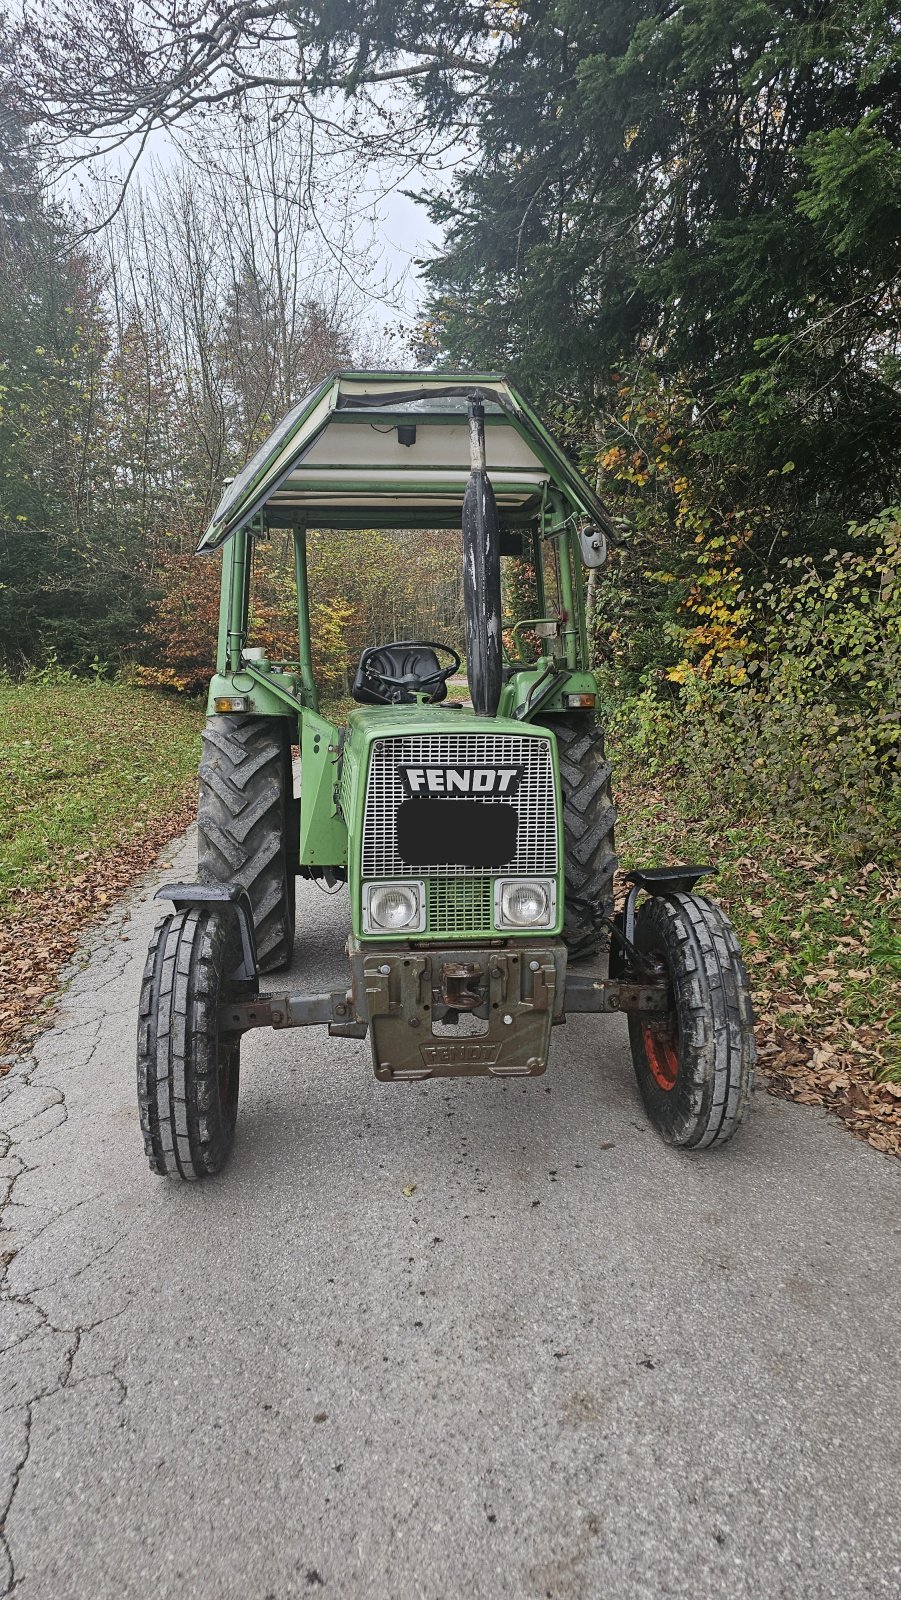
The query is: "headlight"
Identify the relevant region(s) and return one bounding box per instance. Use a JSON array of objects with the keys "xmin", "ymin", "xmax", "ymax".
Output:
[
  {"xmin": 495, "ymin": 878, "xmax": 556, "ymax": 929},
  {"xmin": 363, "ymin": 880, "xmax": 425, "ymax": 933}
]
